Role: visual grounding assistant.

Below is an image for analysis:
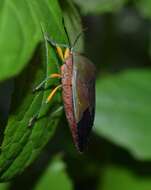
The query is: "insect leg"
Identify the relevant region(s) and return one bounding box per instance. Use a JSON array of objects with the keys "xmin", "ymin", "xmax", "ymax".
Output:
[
  {"xmin": 46, "ymin": 84, "xmax": 62, "ymax": 103},
  {"xmin": 33, "ymin": 73, "xmax": 61, "ymax": 92},
  {"xmin": 64, "ymin": 48, "xmax": 70, "ymax": 60},
  {"xmin": 28, "ymin": 113, "xmax": 39, "ymax": 127},
  {"xmin": 51, "ymin": 106, "xmax": 63, "ymax": 117},
  {"xmin": 28, "ymin": 105, "xmax": 63, "ymax": 127},
  {"xmin": 46, "ymin": 36, "xmax": 69, "ymax": 48},
  {"xmin": 46, "ymin": 37, "xmax": 69, "ymax": 62},
  {"xmin": 56, "ymin": 46, "xmax": 64, "ymax": 61},
  {"xmin": 50, "ymin": 73, "xmax": 61, "ymax": 78}
]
